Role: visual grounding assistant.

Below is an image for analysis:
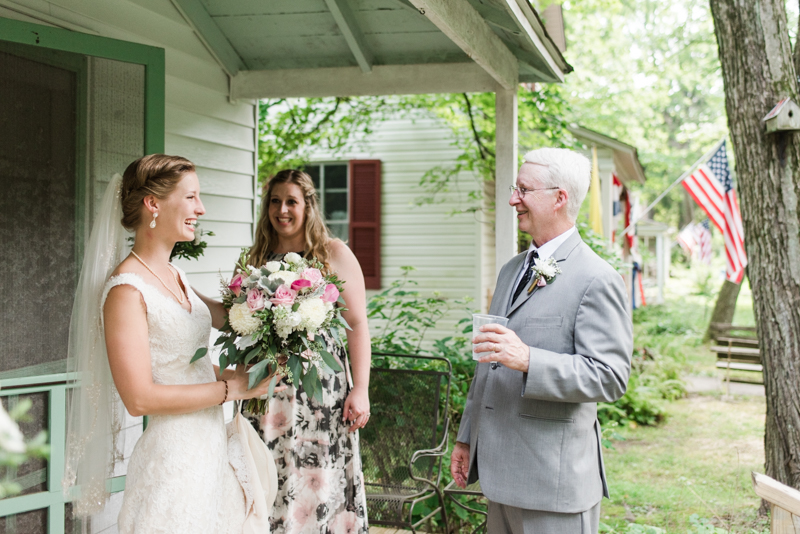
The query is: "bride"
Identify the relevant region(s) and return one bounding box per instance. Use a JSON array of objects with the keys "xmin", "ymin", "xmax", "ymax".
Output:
[{"xmin": 64, "ymin": 154, "xmax": 277, "ymax": 533}]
